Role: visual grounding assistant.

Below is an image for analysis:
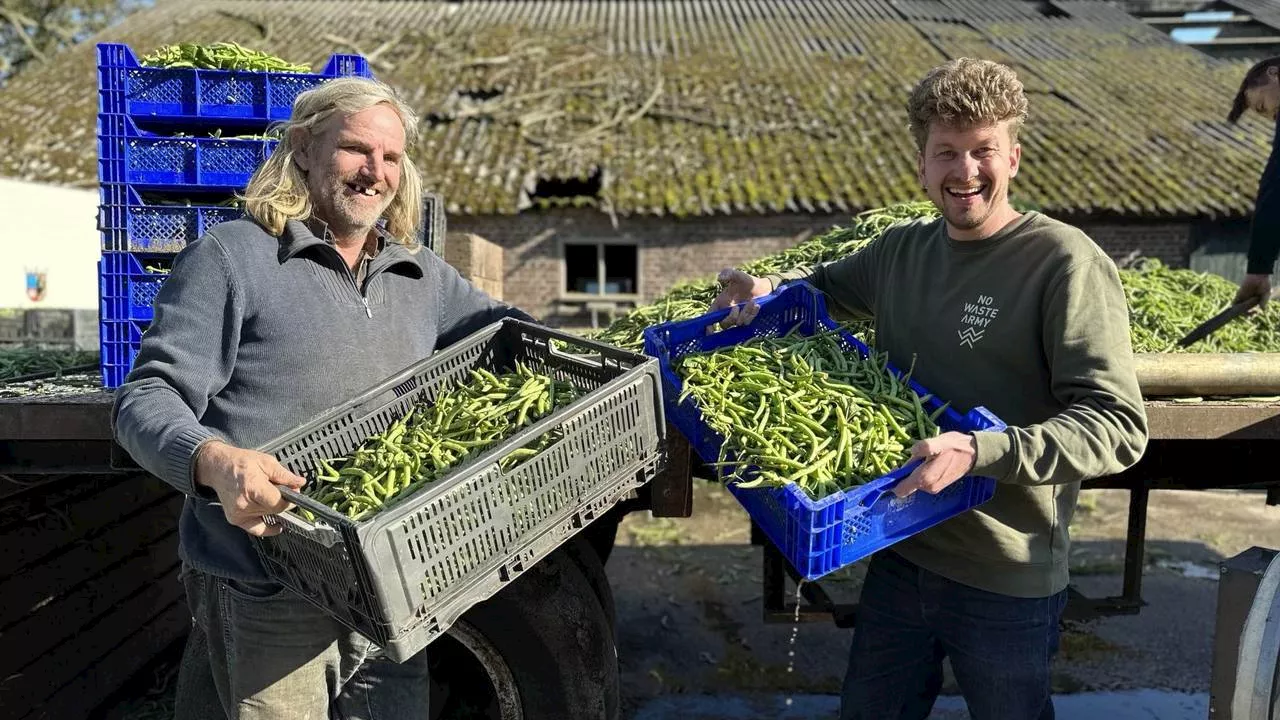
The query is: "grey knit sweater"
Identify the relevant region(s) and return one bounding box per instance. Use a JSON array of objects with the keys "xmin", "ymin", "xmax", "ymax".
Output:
[{"xmin": 112, "ymin": 218, "xmax": 533, "ymax": 582}]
